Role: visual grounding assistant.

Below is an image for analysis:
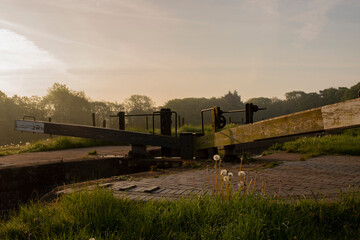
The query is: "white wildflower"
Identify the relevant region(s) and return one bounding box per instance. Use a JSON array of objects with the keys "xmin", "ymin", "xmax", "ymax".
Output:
[
  {"xmin": 228, "ymin": 172, "xmax": 233, "ymax": 178},
  {"xmin": 223, "ymin": 176, "xmax": 230, "ymax": 182},
  {"xmin": 213, "ymin": 154, "xmax": 221, "ymax": 161},
  {"xmin": 238, "ymin": 171, "xmax": 246, "ymax": 177},
  {"xmin": 220, "ymin": 169, "xmax": 228, "ymax": 176}
]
